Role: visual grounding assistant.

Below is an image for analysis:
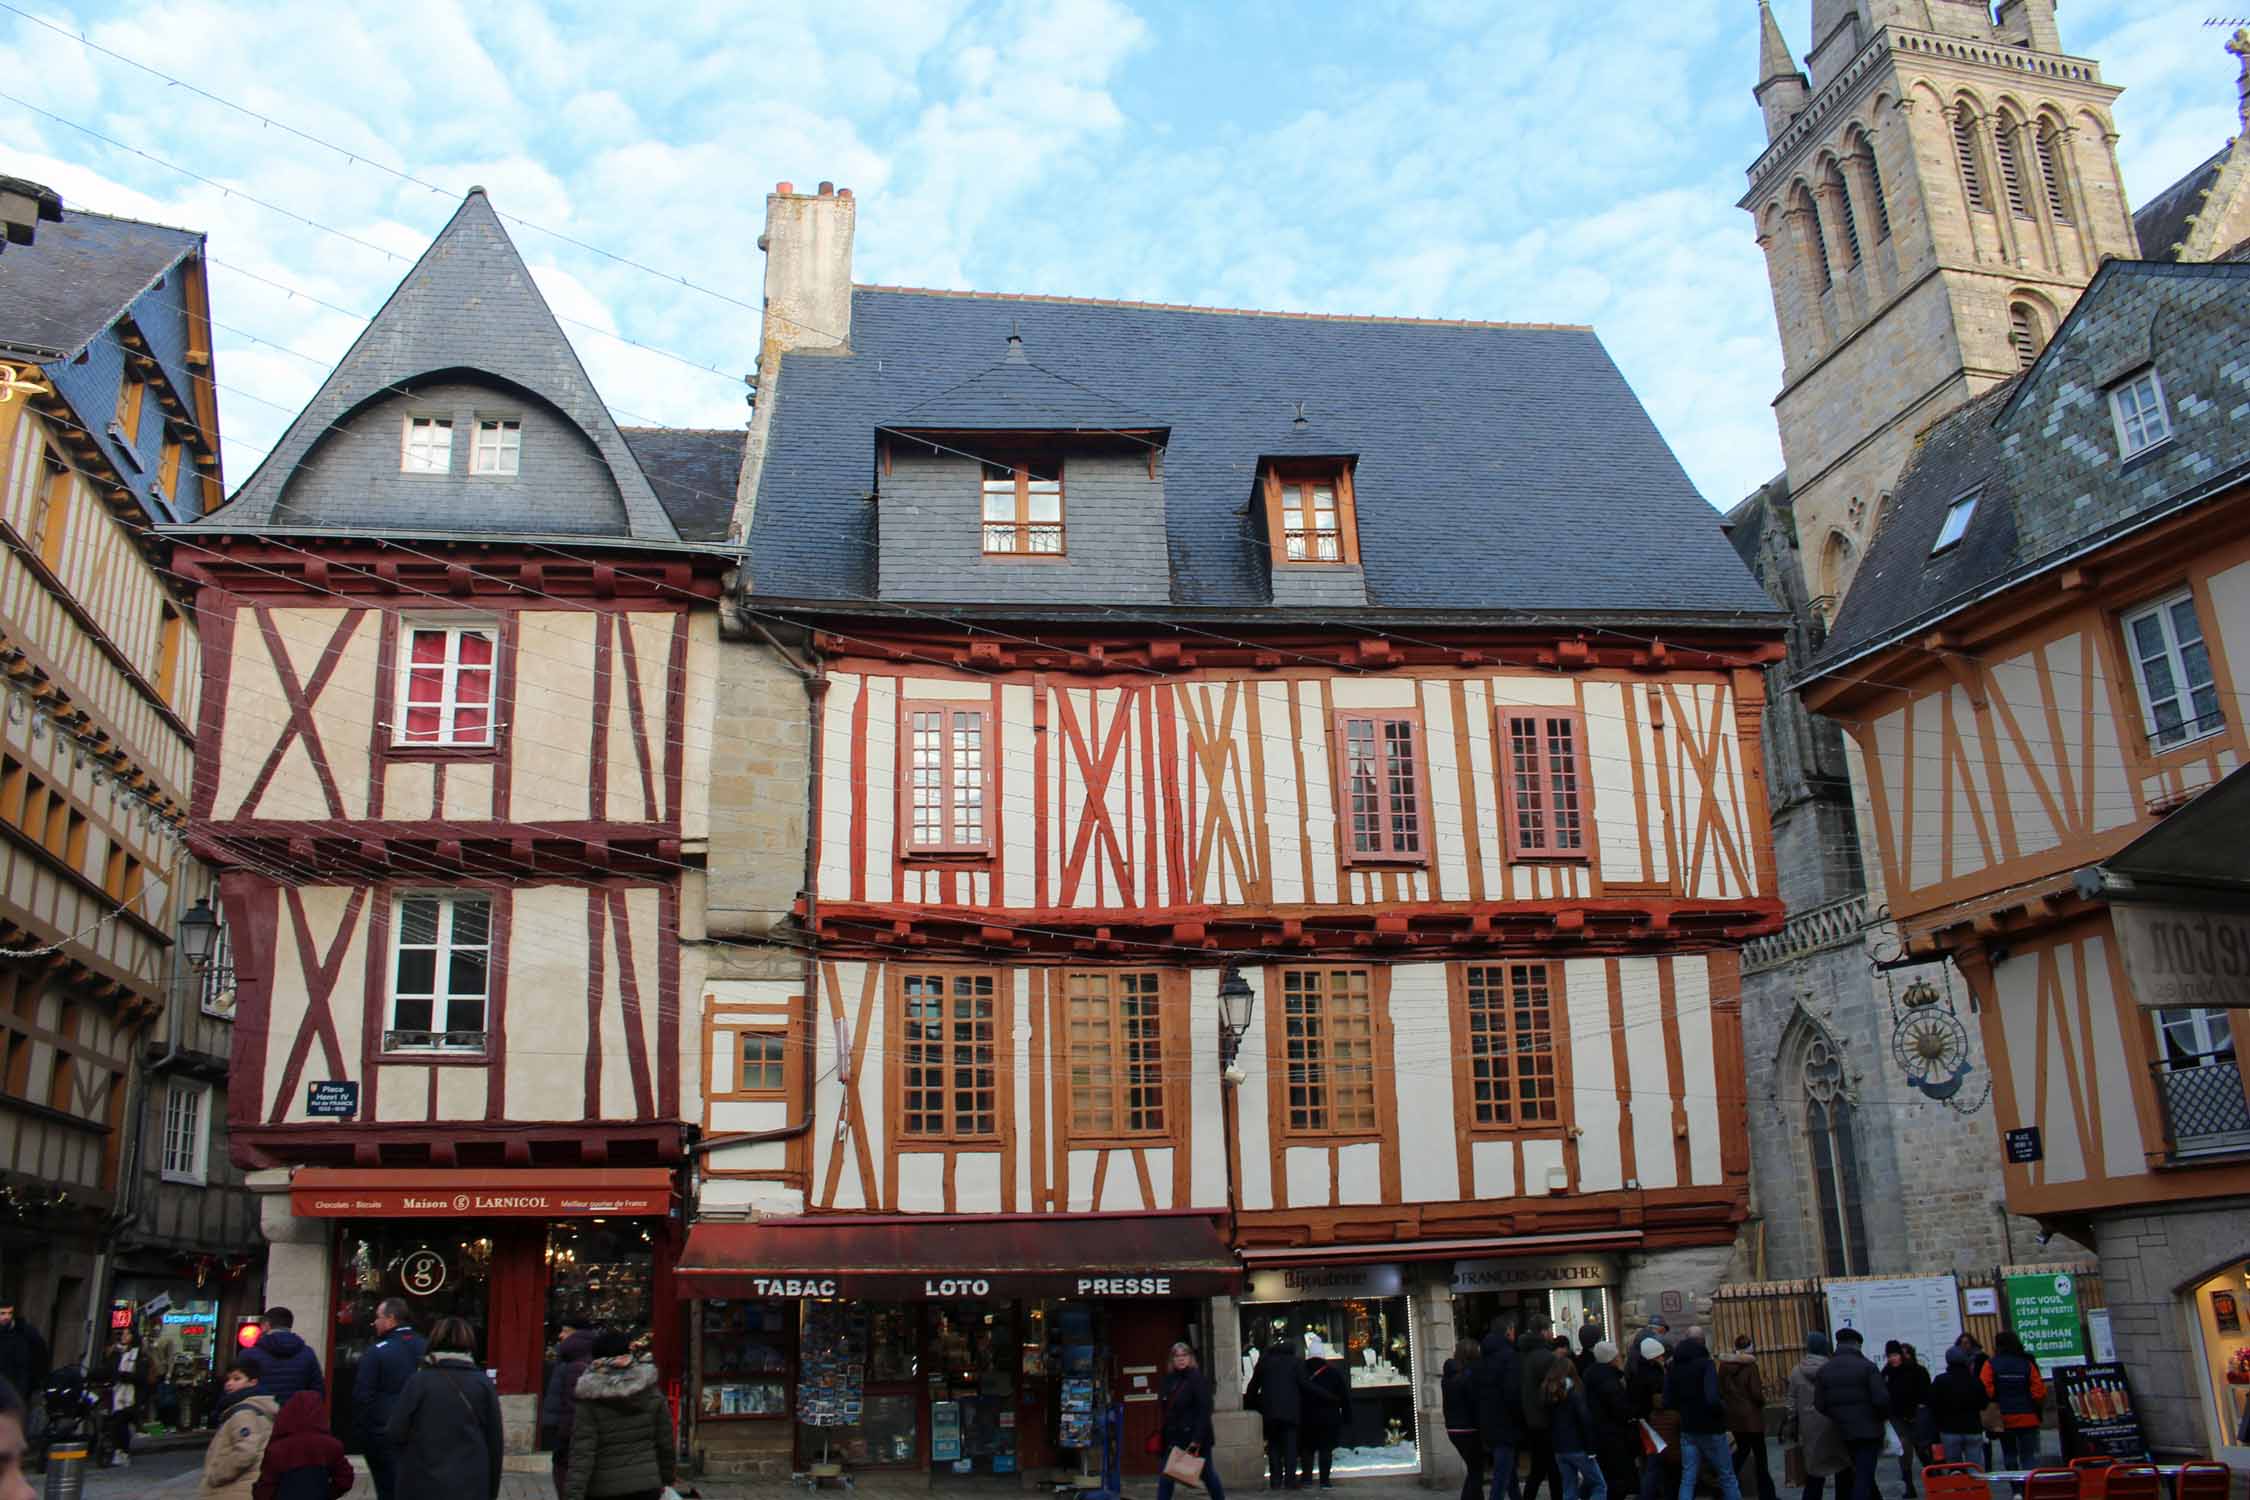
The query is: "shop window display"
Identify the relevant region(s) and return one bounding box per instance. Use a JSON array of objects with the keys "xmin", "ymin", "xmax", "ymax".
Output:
[
  {"xmin": 702, "ymin": 1299, "xmax": 793, "ymax": 1419},
  {"xmin": 2189, "ymin": 1261, "xmax": 2250, "ymax": 1449},
  {"xmin": 929, "ymin": 1301, "xmax": 1019, "ymax": 1475},
  {"xmin": 1240, "ymin": 1298, "xmax": 1418, "ymax": 1474},
  {"xmin": 791, "ymin": 1302, "xmax": 920, "ymax": 1468},
  {"xmin": 332, "ymin": 1226, "xmax": 498, "ymax": 1450}
]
